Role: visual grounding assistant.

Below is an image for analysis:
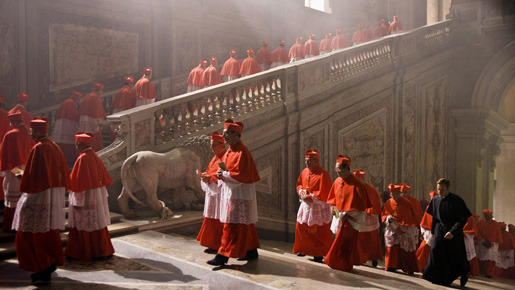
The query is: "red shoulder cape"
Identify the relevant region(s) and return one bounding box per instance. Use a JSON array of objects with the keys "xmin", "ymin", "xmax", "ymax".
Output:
[
  {"xmin": 204, "ymin": 150, "xmax": 226, "ymax": 182},
  {"xmin": 220, "ymin": 57, "xmax": 241, "ymax": 76},
  {"xmin": 20, "ymin": 138, "xmax": 71, "ymax": 193},
  {"xmin": 304, "ymin": 39, "xmax": 320, "ymax": 56},
  {"xmin": 296, "ymin": 165, "xmax": 332, "ymax": 203},
  {"xmin": 327, "ymin": 174, "xmax": 371, "ymax": 212},
  {"xmin": 202, "ymin": 66, "xmax": 222, "ymax": 86},
  {"xmin": 223, "ymin": 140, "xmax": 260, "ymax": 184},
  {"xmin": 381, "ymin": 197, "xmax": 418, "ymax": 227},
  {"xmin": 256, "ymin": 48, "xmax": 272, "ymax": 65},
  {"xmin": 55, "ymin": 98, "xmax": 80, "ymax": 121},
  {"xmin": 364, "ymin": 182, "xmax": 382, "ymax": 215},
  {"xmin": 9, "ymin": 105, "xmax": 32, "ymax": 127},
  {"xmin": 134, "ymin": 77, "xmax": 157, "ymax": 100},
  {"xmin": 70, "ymin": 149, "xmax": 113, "ymax": 192},
  {"xmin": 288, "ymin": 43, "xmax": 305, "ymax": 59},
  {"xmin": 271, "ymin": 47, "xmax": 289, "ymax": 63},
  {"xmin": 79, "ymin": 92, "xmax": 107, "ymax": 118},
  {"xmin": 239, "ymin": 57, "xmax": 261, "ymax": 75},
  {"xmin": 0, "ymin": 125, "xmax": 33, "ymax": 170}
]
